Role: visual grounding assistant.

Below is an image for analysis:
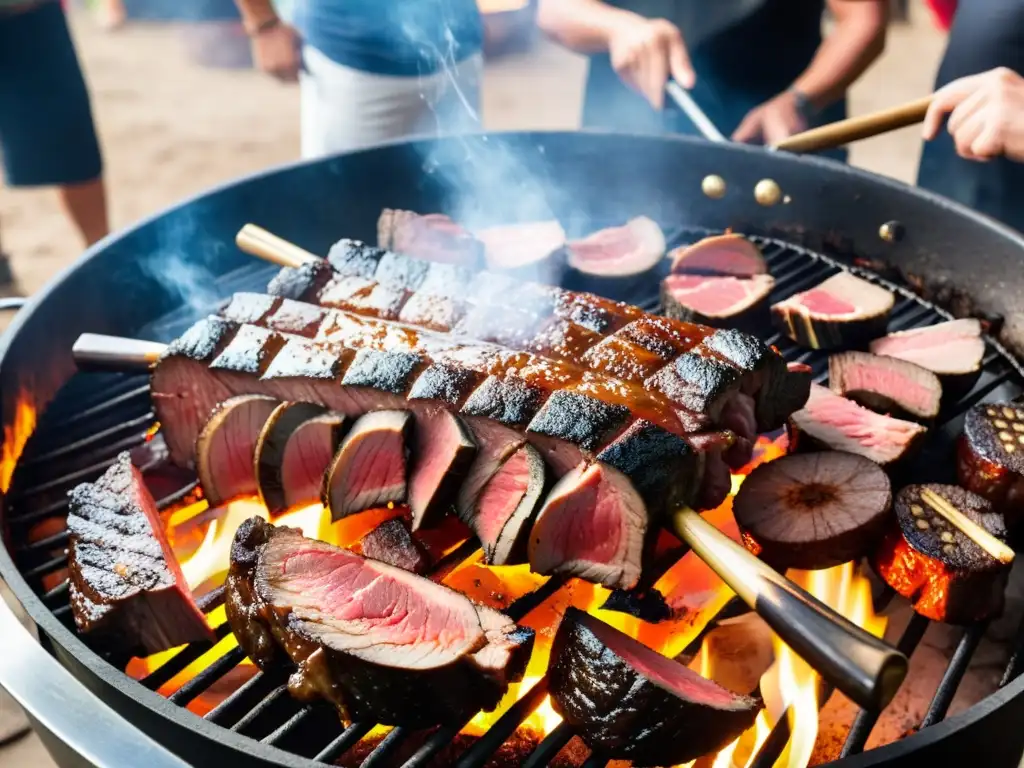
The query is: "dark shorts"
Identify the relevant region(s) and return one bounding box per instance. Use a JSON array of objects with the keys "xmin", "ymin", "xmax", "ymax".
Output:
[{"xmin": 0, "ymin": 1, "xmax": 103, "ymax": 187}]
